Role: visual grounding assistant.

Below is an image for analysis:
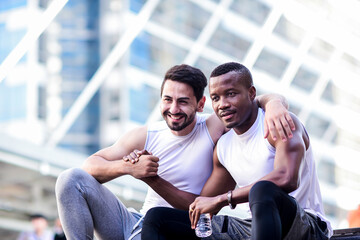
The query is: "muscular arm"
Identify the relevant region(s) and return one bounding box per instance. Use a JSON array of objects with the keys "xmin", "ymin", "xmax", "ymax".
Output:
[
  {"xmin": 82, "ymin": 126, "xmax": 158, "ymax": 183},
  {"xmin": 83, "ymin": 125, "xmax": 205, "ymax": 210},
  {"xmin": 83, "ymin": 125, "xmax": 196, "ymax": 209},
  {"xmin": 229, "ymin": 114, "xmax": 306, "ymax": 204},
  {"xmin": 189, "ymin": 145, "xmax": 236, "ymax": 227},
  {"xmin": 263, "ymin": 113, "xmax": 307, "ymax": 191},
  {"xmin": 256, "ymin": 93, "xmax": 289, "ymax": 110},
  {"xmin": 200, "ymin": 145, "xmax": 236, "ymax": 197},
  {"xmin": 142, "ymin": 176, "xmax": 198, "ymax": 210}
]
